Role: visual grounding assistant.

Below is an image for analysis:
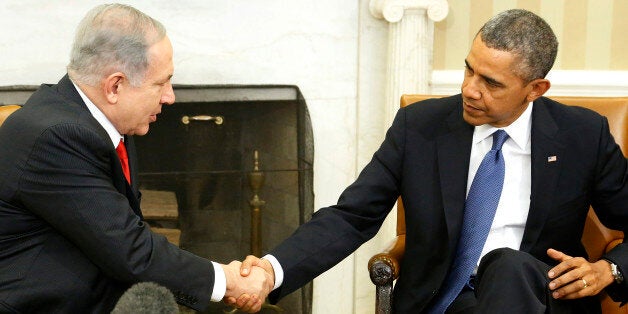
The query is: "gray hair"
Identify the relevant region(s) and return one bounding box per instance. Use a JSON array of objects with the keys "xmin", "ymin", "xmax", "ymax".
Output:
[
  {"xmin": 67, "ymin": 4, "xmax": 166, "ymax": 86},
  {"xmin": 478, "ymin": 9, "xmax": 558, "ymax": 82}
]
